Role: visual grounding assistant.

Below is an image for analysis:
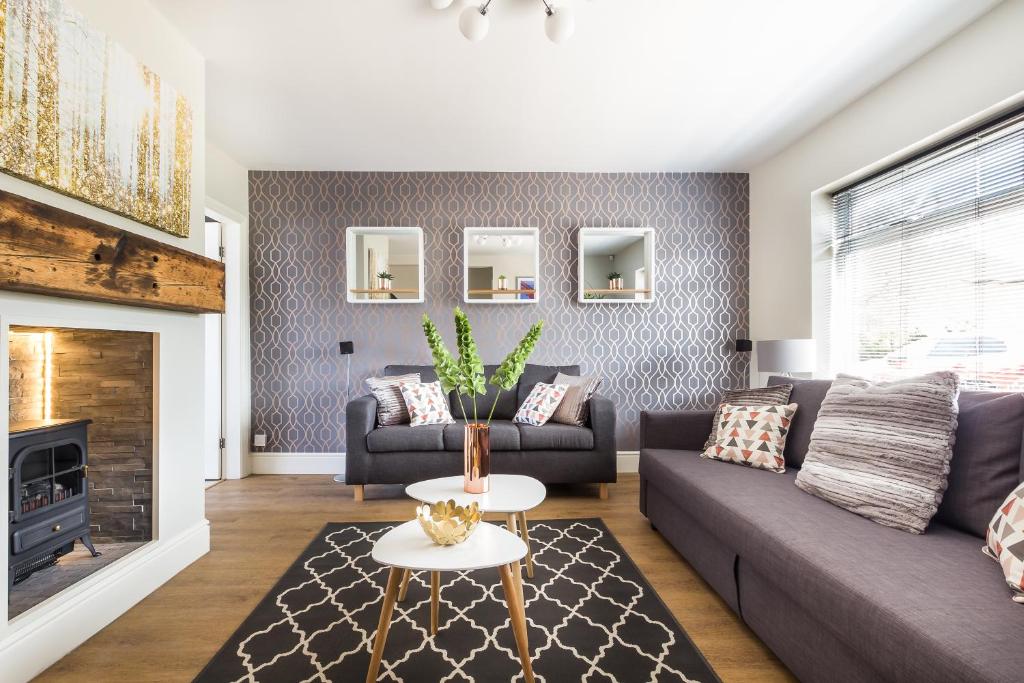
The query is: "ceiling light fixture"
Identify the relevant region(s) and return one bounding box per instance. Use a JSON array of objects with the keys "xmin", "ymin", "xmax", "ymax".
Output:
[{"xmin": 439, "ymin": 0, "xmax": 579, "ymax": 44}]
